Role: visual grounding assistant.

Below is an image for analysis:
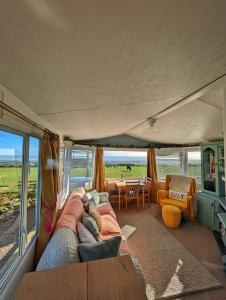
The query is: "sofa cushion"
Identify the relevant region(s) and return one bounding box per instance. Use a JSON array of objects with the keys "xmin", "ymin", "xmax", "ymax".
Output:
[
  {"xmin": 77, "ymin": 222, "xmax": 96, "ymax": 243},
  {"xmin": 98, "ymin": 203, "xmax": 116, "ymax": 220},
  {"xmin": 36, "ymin": 227, "xmax": 80, "ymax": 271},
  {"xmin": 82, "ymin": 212, "xmax": 100, "ymax": 241},
  {"xmin": 98, "ymin": 192, "xmax": 110, "ymax": 203},
  {"xmin": 101, "ymin": 214, "xmax": 121, "ymax": 235},
  {"xmin": 90, "ymin": 190, "xmax": 100, "ymax": 205},
  {"xmin": 82, "ymin": 192, "xmax": 93, "ymax": 203},
  {"xmin": 88, "ymin": 202, "xmax": 102, "ymax": 231},
  {"xmin": 56, "ymin": 195, "xmax": 84, "ymax": 233},
  {"xmin": 78, "ymin": 236, "xmax": 121, "ymax": 262},
  {"xmin": 71, "ymin": 186, "xmax": 86, "ymax": 198}
]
